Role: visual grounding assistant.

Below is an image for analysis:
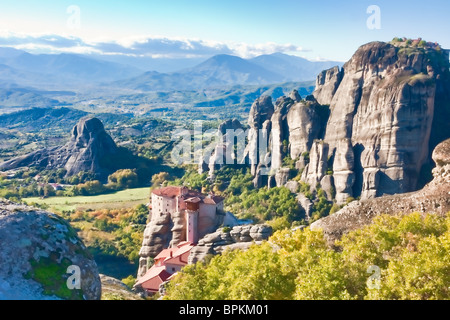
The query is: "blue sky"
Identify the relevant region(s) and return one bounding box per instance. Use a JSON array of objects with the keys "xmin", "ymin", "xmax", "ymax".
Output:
[{"xmin": 0, "ymin": 0, "xmax": 449, "ymax": 61}]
